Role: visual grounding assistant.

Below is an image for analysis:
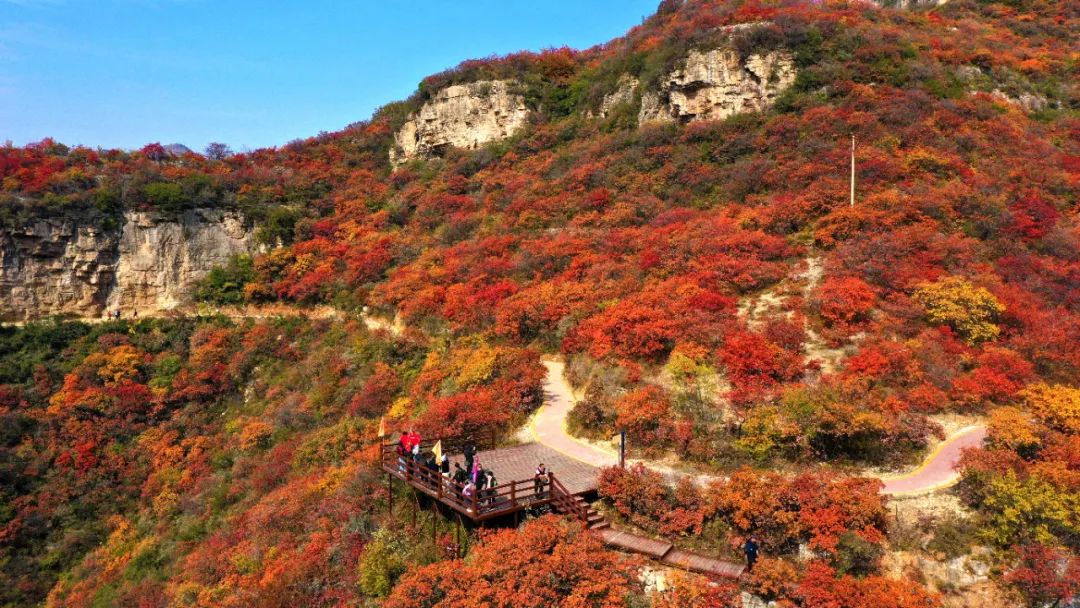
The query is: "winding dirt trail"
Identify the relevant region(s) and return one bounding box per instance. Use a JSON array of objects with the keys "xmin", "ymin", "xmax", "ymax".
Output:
[{"xmin": 529, "ymin": 358, "xmax": 987, "ymax": 495}]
